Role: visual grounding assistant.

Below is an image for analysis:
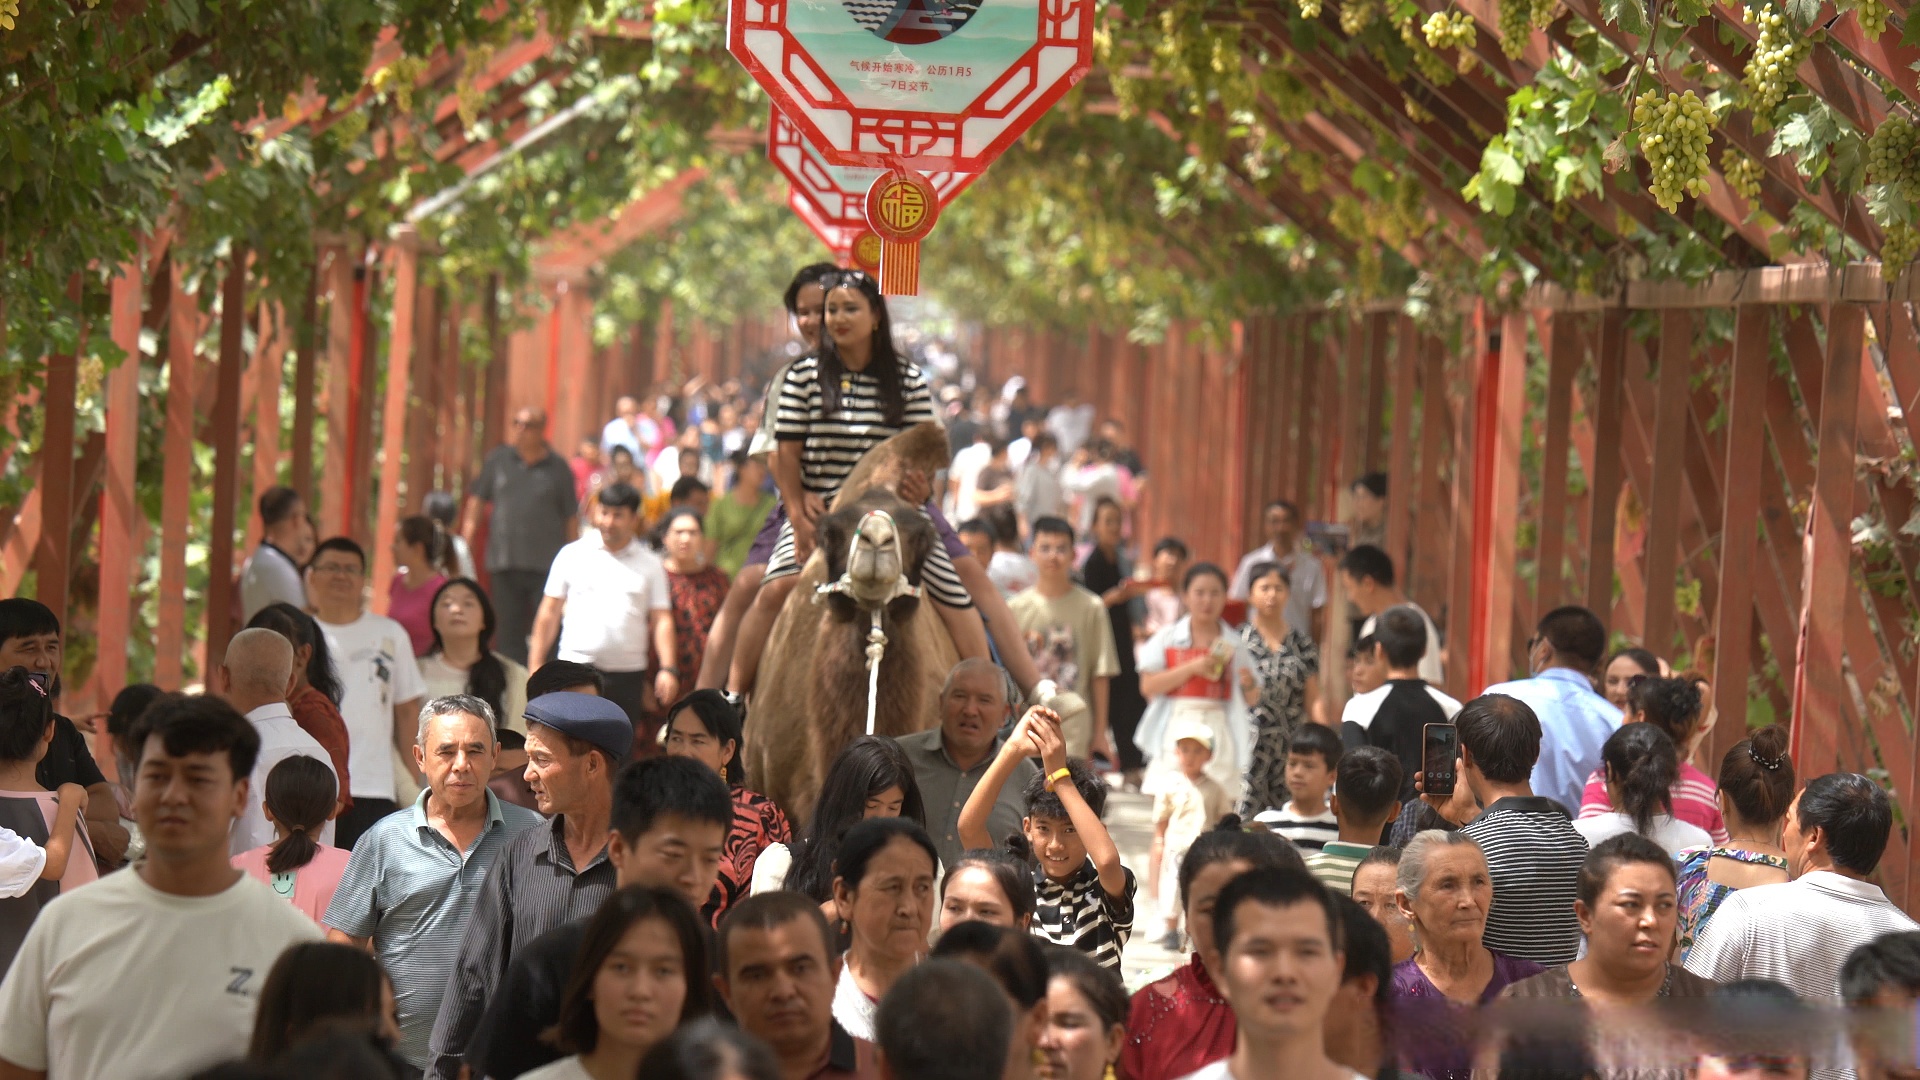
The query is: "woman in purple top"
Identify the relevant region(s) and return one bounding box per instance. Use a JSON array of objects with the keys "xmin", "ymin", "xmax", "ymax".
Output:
[{"xmin": 1390, "ymin": 830, "xmax": 1544, "ymax": 1080}]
